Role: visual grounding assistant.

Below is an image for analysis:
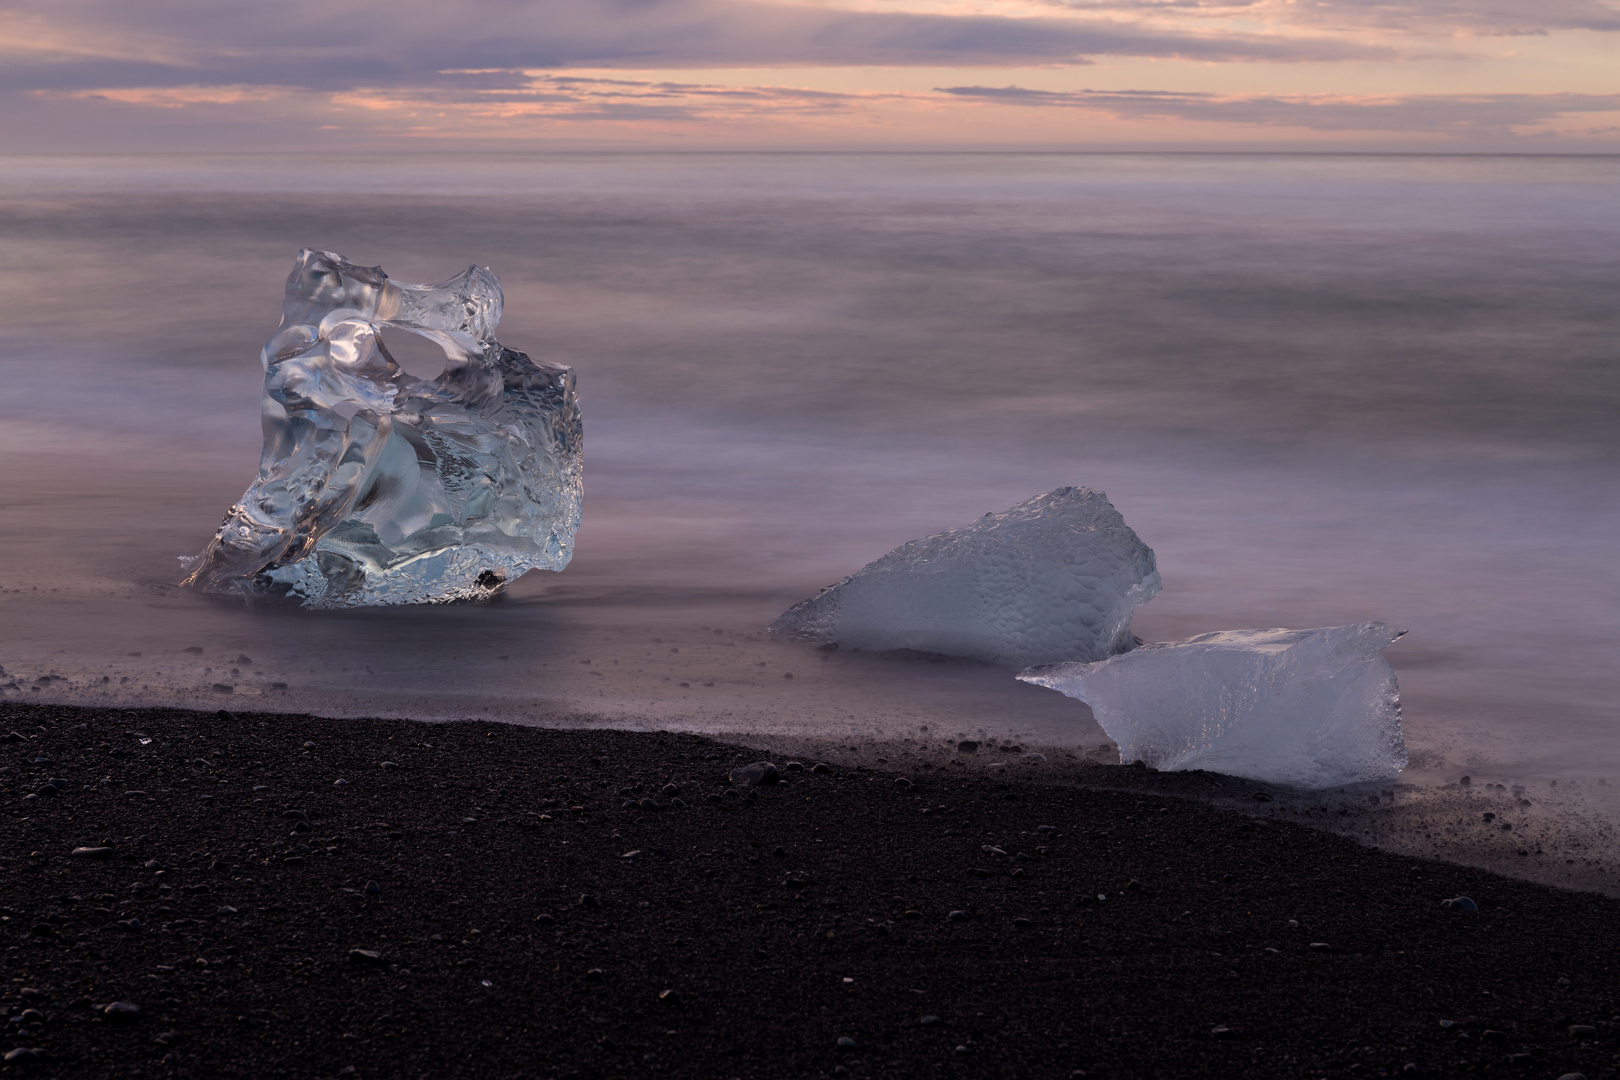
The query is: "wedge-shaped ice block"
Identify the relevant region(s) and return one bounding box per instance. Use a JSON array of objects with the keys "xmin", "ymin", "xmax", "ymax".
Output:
[
  {"xmin": 1018, "ymin": 623, "xmax": 1408, "ymax": 788},
  {"xmin": 182, "ymin": 249, "xmax": 582, "ymax": 607},
  {"xmin": 770, "ymin": 487, "xmax": 1160, "ymax": 667}
]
